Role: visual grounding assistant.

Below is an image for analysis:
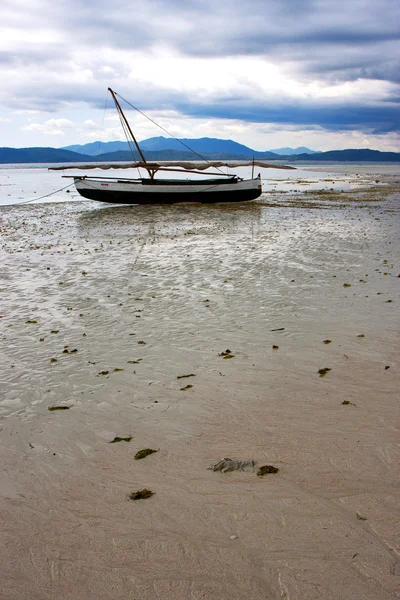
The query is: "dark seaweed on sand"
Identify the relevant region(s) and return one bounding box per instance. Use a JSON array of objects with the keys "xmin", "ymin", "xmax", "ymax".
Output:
[
  {"xmin": 318, "ymin": 367, "xmax": 331, "ymax": 377},
  {"xmin": 219, "ymin": 349, "xmax": 235, "ymax": 359},
  {"xmin": 257, "ymin": 465, "xmax": 279, "ymax": 476},
  {"xmin": 48, "ymin": 406, "xmax": 70, "ymax": 411},
  {"xmin": 109, "ymin": 436, "xmax": 132, "ymax": 443},
  {"xmin": 135, "ymin": 448, "xmax": 158, "ymax": 460},
  {"xmin": 129, "ymin": 488, "xmax": 154, "ymax": 500}
]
